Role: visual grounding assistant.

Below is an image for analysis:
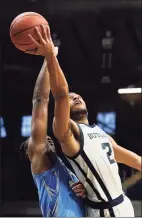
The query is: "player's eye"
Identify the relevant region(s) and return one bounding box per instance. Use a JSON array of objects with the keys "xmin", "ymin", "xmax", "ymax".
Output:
[
  {"xmin": 78, "ymin": 95, "xmax": 82, "ymax": 99},
  {"xmin": 69, "ymin": 95, "xmax": 73, "ymax": 100}
]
